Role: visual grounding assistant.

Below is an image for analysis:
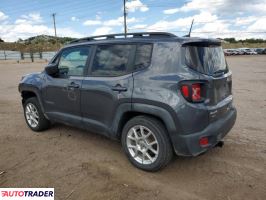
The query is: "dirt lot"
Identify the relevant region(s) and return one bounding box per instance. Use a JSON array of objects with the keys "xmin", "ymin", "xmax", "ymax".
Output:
[{"xmin": 0, "ymin": 56, "xmax": 266, "ymax": 200}]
